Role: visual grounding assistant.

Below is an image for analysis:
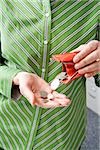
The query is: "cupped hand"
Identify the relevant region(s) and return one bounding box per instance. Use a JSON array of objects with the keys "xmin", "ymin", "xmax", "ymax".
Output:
[
  {"xmin": 73, "ymin": 40, "xmax": 100, "ymax": 78},
  {"xmin": 13, "ymin": 72, "xmax": 71, "ymax": 108}
]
